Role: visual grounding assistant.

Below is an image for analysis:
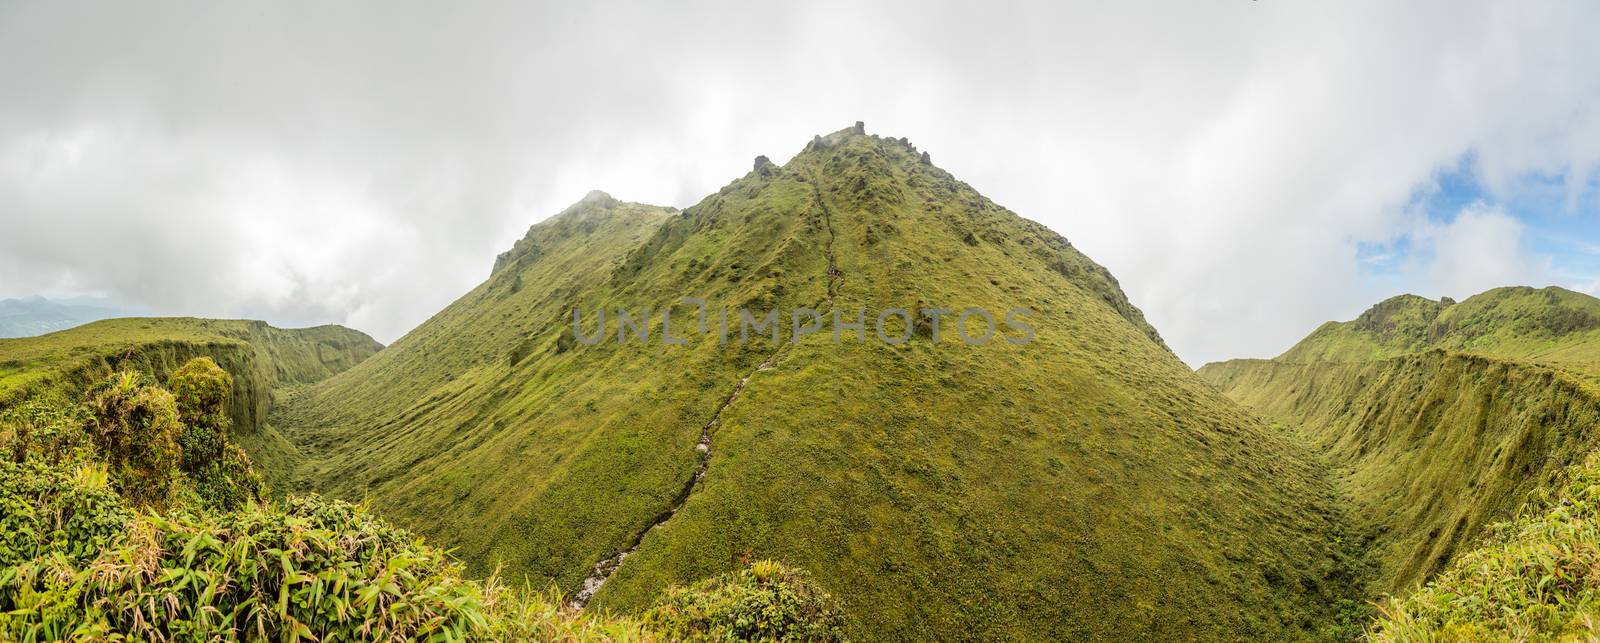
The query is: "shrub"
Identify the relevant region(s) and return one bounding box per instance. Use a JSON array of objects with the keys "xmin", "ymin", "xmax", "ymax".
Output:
[
  {"xmin": 643, "ymin": 559, "xmax": 848, "ymax": 642},
  {"xmin": 168, "ymin": 357, "xmax": 262, "ymax": 509},
  {"xmin": 0, "ymin": 395, "xmax": 92, "ymax": 464},
  {"xmin": 82, "ymin": 371, "xmax": 181, "ymax": 507},
  {"xmin": 0, "ymin": 458, "xmax": 130, "ymax": 569},
  {"xmin": 1, "ymin": 494, "xmax": 495, "ymax": 640},
  {"xmin": 169, "ymin": 357, "xmax": 233, "ymax": 471}
]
